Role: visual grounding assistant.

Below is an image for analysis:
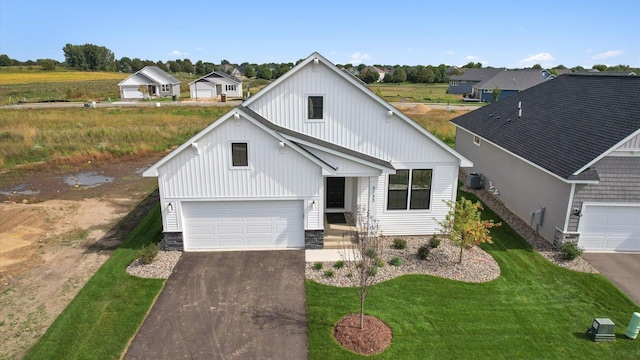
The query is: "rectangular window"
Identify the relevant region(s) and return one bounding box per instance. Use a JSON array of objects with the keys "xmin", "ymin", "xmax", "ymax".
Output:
[
  {"xmin": 410, "ymin": 169, "xmax": 432, "ymax": 209},
  {"xmin": 473, "ymin": 135, "xmax": 481, "ymax": 146},
  {"xmin": 450, "ymin": 80, "xmax": 459, "ymax": 86},
  {"xmin": 387, "ymin": 170, "xmax": 409, "ymax": 210},
  {"xmin": 161, "ymin": 84, "xmax": 169, "ymax": 92},
  {"xmin": 226, "ymin": 84, "xmax": 236, "ymax": 91},
  {"xmin": 387, "ymin": 169, "xmax": 432, "ymax": 210},
  {"xmin": 308, "ymin": 96, "xmax": 323, "ymax": 119},
  {"xmin": 231, "ymin": 143, "xmax": 248, "ymax": 167}
]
